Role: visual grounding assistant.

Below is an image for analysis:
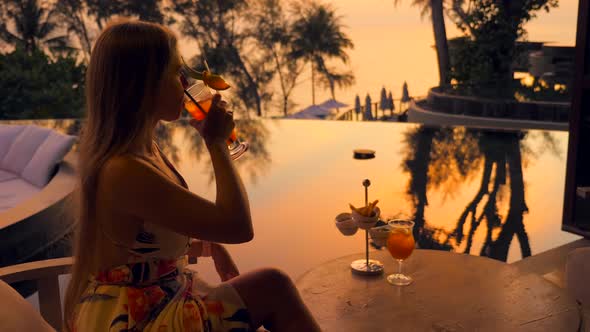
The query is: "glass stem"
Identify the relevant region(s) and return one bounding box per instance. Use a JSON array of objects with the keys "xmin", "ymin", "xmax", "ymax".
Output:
[
  {"xmin": 397, "ymin": 259, "xmax": 403, "ymax": 275},
  {"xmin": 365, "ymin": 230, "xmax": 369, "ymax": 267}
]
